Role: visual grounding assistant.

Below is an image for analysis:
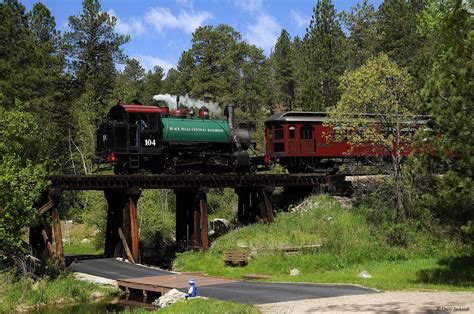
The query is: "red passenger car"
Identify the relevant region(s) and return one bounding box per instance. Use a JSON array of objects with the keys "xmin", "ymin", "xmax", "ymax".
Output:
[{"xmin": 264, "ymin": 112, "xmax": 425, "ymax": 173}]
